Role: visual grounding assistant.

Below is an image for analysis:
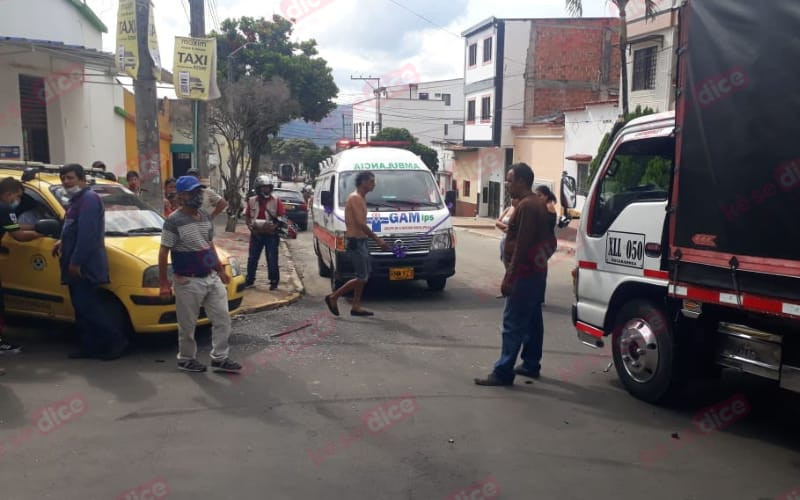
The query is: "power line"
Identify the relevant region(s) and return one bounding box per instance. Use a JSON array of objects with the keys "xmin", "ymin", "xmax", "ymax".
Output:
[
  {"xmin": 383, "ymin": 0, "xmax": 461, "ymax": 38},
  {"xmin": 179, "ymin": 0, "xmax": 191, "ymax": 25}
]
